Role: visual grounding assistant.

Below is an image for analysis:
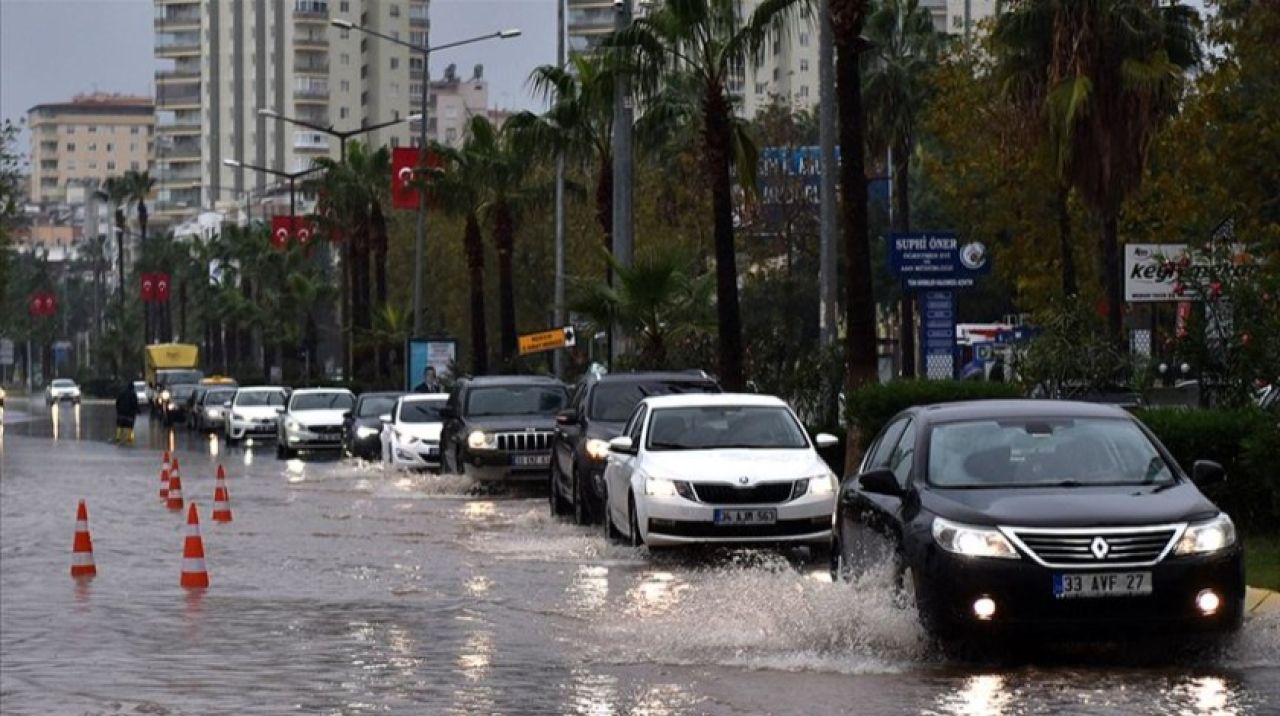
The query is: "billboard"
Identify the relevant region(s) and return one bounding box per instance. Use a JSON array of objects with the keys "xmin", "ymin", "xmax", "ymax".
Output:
[
  {"xmin": 1124, "ymin": 244, "xmax": 1258, "ymax": 302},
  {"xmin": 406, "ymin": 338, "xmax": 456, "ymax": 392},
  {"xmin": 888, "ymin": 232, "xmax": 991, "ymax": 290}
]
